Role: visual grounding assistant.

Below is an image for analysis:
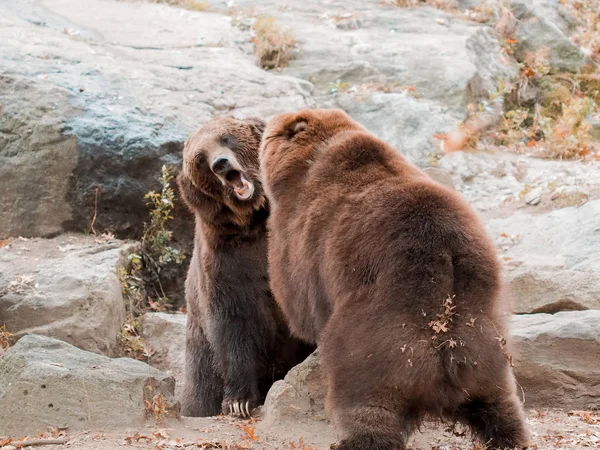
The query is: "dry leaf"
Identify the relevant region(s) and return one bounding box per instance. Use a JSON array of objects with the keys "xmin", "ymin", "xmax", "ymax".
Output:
[{"xmin": 242, "ymin": 425, "xmax": 259, "ymax": 442}]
